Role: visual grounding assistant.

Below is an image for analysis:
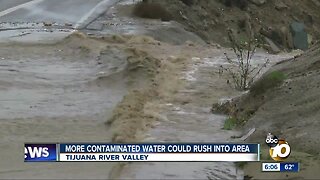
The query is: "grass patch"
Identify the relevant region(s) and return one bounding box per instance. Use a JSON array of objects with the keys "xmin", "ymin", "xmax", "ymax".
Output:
[
  {"xmin": 223, "ymin": 117, "xmax": 237, "ymax": 130},
  {"xmin": 250, "ymin": 71, "xmax": 287, "ymax": 95},
  {"xmin": 133, "ymin": 2, "xmax": 172, "ymax": 21}
]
